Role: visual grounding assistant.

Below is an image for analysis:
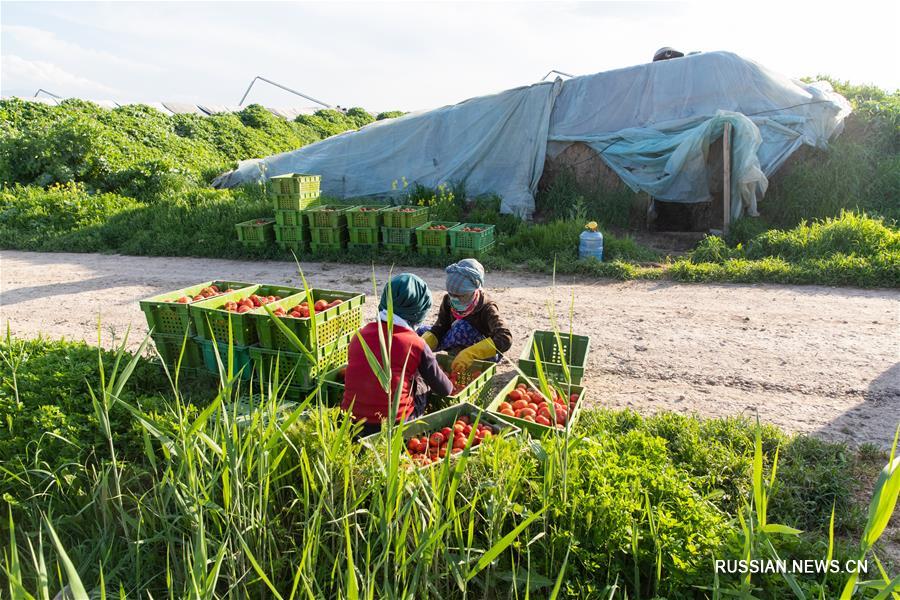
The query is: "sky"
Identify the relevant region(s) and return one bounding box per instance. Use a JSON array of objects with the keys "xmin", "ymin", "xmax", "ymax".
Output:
[{"xmin": 1, "ymin": 1, "xmax": 897, "ymax": 113}]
